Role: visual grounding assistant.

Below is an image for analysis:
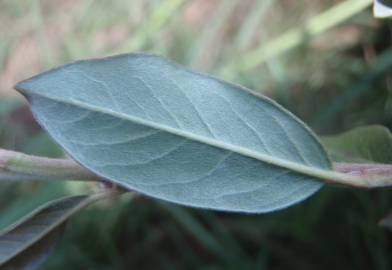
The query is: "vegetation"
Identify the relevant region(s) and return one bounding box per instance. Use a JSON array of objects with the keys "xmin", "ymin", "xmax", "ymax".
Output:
[{"xmin": 0, "ymin": 0, "xmax": 391, "ymax": 269}]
